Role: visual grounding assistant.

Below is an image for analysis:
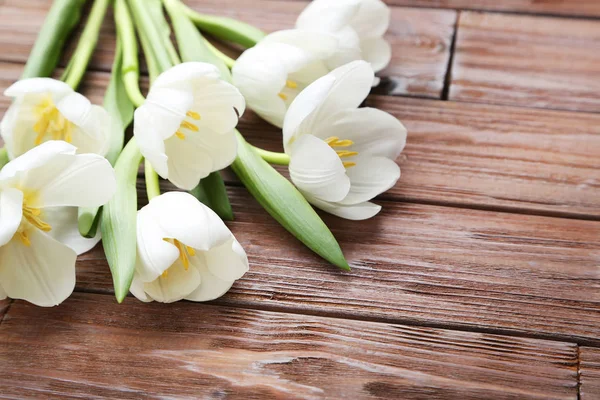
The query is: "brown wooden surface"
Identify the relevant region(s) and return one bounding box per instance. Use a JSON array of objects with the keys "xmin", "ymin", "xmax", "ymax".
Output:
[
  {"xmin": 581, "ymin": 347, "xmax": 600, "ymax": 399},
  {"xmin": 1, "ymin": 0, "xmax": 600, "ymax": 397},
  {"xmin": 0, "ymin": 0, "xmax": 456, "ymax": 99},
  {"xmin": 0, "ymin": 293, "xmax": 579, "ymax": 399},
  {"xmin": 450, "ymin": 12, "xmax": 600, "ymax": 112}
]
